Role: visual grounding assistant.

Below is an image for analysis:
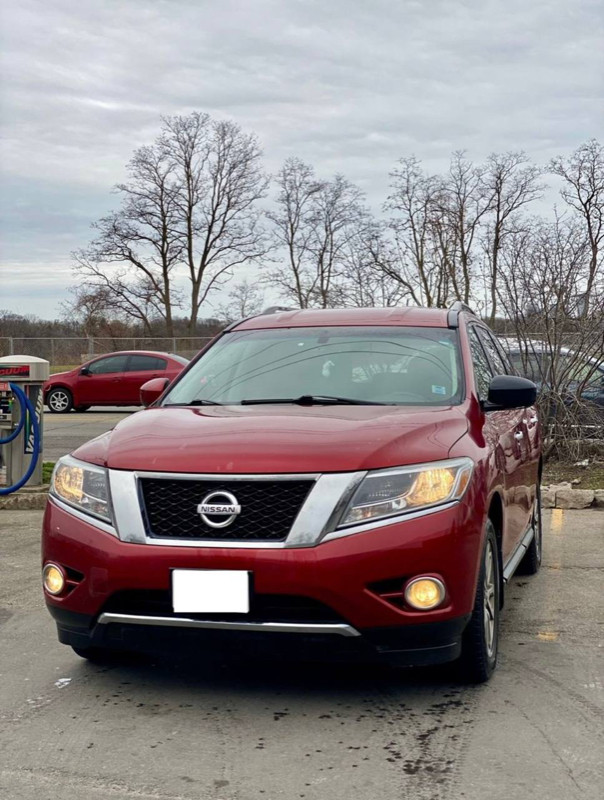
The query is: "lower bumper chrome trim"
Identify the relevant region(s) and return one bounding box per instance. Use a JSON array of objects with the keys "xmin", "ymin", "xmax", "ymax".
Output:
[{"xmin": 97, "ymin": 612, "xmax": 361, "ymax": 638}]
